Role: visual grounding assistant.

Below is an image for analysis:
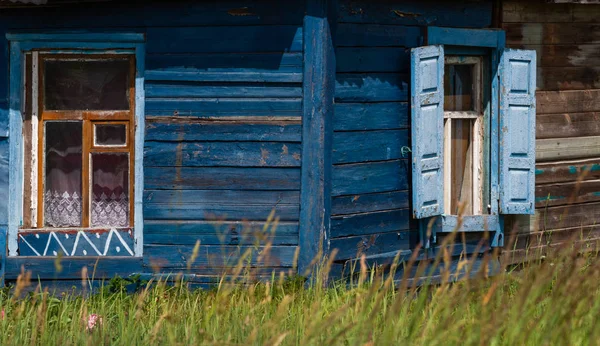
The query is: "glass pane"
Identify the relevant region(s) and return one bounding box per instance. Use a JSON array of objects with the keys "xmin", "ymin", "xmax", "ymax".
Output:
[
  {"xmin": 95, "ymin": 124, "xmax": 127, "ymax": 146},
  {"xmin": 91, "ymin": 153, "xmax": 129, "ymax": 227},
  {"xmin": 444, "ymin": 64, "xmax": 474, "ymax": 111},
  {"xmin": 44, "ymin": 121, "xmax": 82, "ymax": 227},
  {"xmin": 450, "ymin": 119, "xmax": 473, "ymax": 215},
  {"xmin": 44, "ymin": 59, "xmax": 130, "ymax": 111}
]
